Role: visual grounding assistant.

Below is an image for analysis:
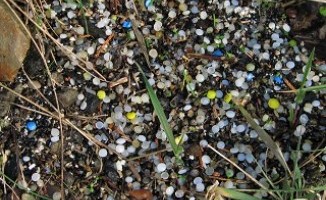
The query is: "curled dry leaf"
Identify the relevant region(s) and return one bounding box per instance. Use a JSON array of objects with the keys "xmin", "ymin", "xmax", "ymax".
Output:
[
  {"xmin": 129, "ymin": 189, "xmax": 153, "ymax": 200},
  {"xmin": 0, "ymin": 1, "xmax": 30, "ymax": 81}
]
